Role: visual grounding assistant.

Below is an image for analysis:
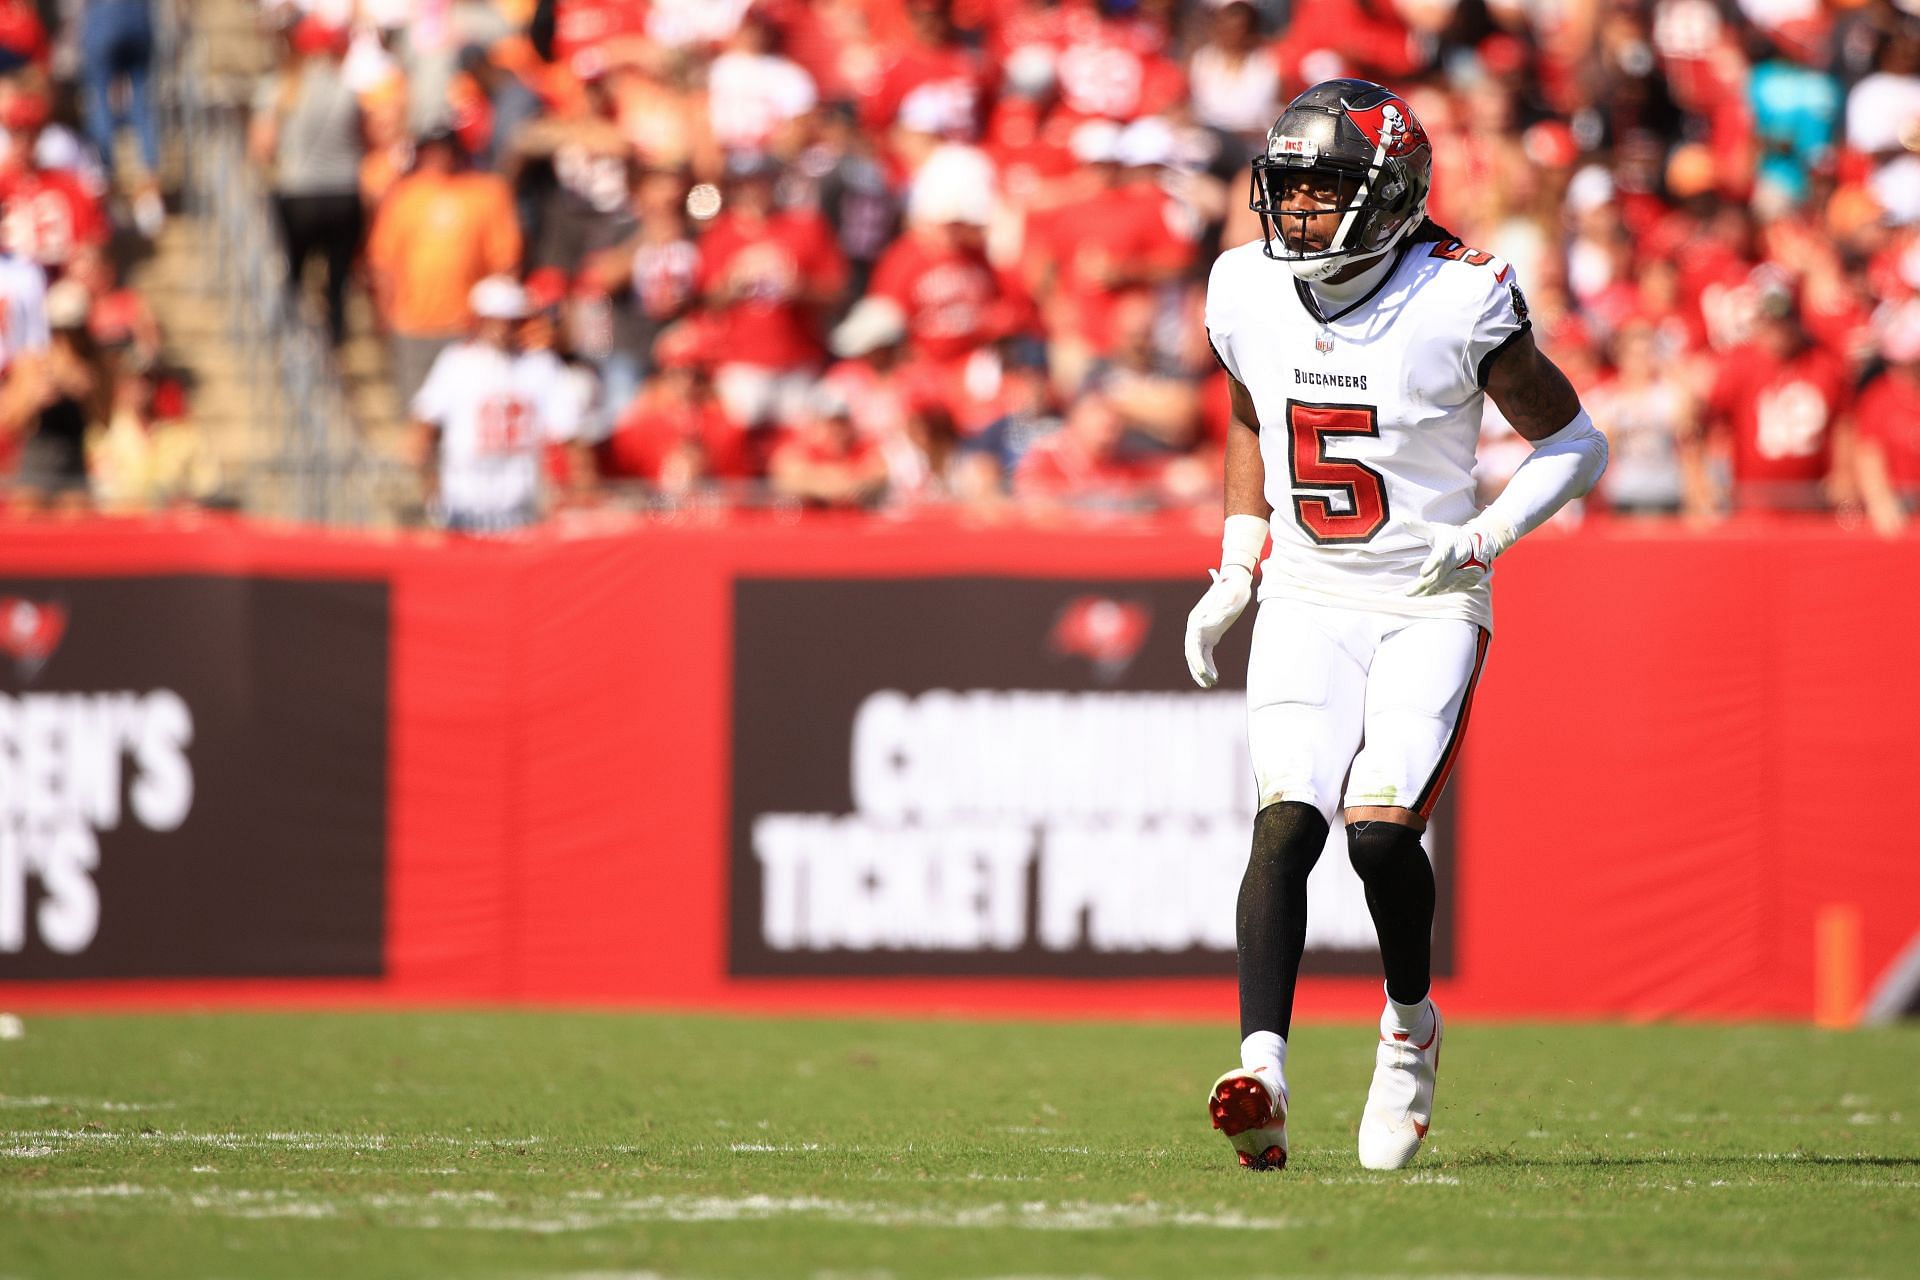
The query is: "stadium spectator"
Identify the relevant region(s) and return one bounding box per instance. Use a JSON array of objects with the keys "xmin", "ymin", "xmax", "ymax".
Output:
[
  {"xmin": 78, "ymin": 0, "xmax": 163, "ymax": 236},
  {"xmin": 602, "ymin": 319, "xmax": 749, "ymax": 490},
  {"xmin": 706, "ymin": 9, "xmax": 815, "ymax": 155},
  {"xmin": 0, "ymin": 81, "xmax": 108, "ymax": 274},
  {"xmin": 1856, "ymin": 300, "xmax": 1920, "ymax": 536},
  {"xmin": 410, "ymin": 275, "xmax": 587, "ymax": 533},
  {"xmin": 869, "ymin": 145, "xmax": 1009, "ymax": 365},
  {"xmin": 0, "ymin": 0, "xmax": 47, "ymax": 76},
  {"xmin": 1090, "ymin": 291, "xmax": 1200, "ymax": 453},
  {"xmin": 251, "ymin": 16, "xmax": 364, "ymax": 346},
  {"xmin": 161, "ymin": 0, "xmax": 1920, "ymax": 531},
  {"xmin": 1586, "ymin": 320, "xmax": 1697, "ymax": 517},
  {"xmin": 0, "ymin": 279, "xmax": 108, "ymax": 514},
  {"xmin": 1694, "ymin": 275, "xmax": 1854, "ymax": 516},
  {"xmin": 1186, "ymin": 0, "xmax": 1281, "ymax": 143},
  {"xmin": 697, "ymin": 150, "xmax": 846, "ymax": 428},
  {"xmin": 366, "ymin": 125, "xmax": 522, "ymax": 405},
  {"xmin": 87, "ymin": 355, "xmax": 218, "ymax": 513},
  {"xmin": 1012, "ymin": 388, "xmax": 1151, "ymax": 511},
  {"xmin": 768, "ymin": 383, "xmax": 887, "ymax": 509},
  {"xmin": 580, "ymin": 162, "xmax": 701, "ymax": 419},
  {"xmin": 823, "ymin": 294, "xmax": 917, "ymax": 443}
]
